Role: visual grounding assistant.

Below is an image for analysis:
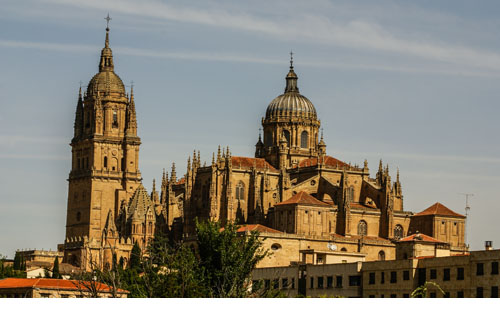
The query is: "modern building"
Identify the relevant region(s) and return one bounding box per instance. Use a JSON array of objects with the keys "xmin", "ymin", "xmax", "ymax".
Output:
[{"xmin": 252, "ymin": 236, "xmax": 499, "ymax": 297}]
